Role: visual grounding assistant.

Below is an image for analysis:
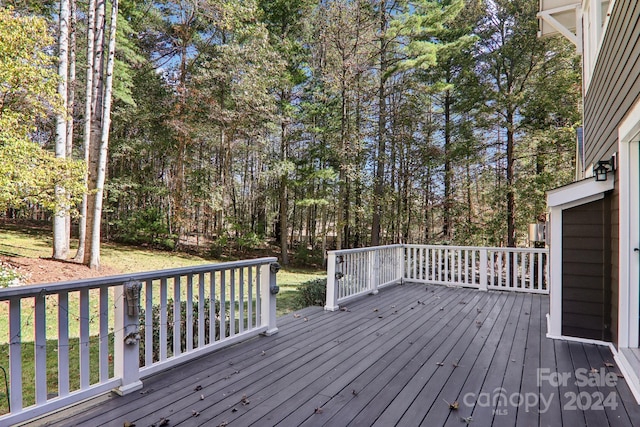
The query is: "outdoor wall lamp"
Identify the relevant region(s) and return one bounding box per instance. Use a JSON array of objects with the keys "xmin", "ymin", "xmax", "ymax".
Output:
[{"xmin": 594, "ymin": 158, "xmax": 614, "ymax": 181}]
